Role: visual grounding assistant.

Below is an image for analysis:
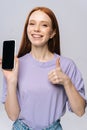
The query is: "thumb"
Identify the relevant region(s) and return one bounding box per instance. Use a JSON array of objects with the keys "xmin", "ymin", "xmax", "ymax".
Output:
[
  {"xmin": 56, "ymin": 58, "xmax": 60, "ymax": 68},
  {"xmin": 14, "ymin": 57, "xmax": 19, "ymax": 70}
]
